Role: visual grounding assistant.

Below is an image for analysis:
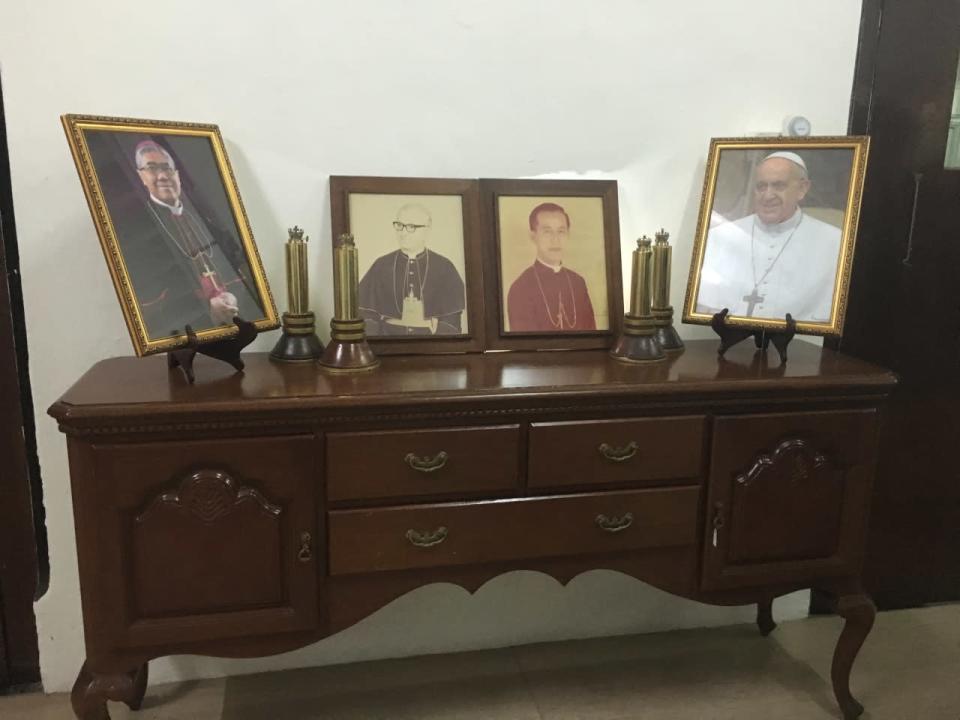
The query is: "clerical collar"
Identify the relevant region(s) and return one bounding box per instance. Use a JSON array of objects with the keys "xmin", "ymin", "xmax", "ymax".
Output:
[
  {"xmin": 535, "ymin": 258, "xmax": 563, "ymax": 274},
  {"xmin": 150, "ymin": 194, "xmax": 184, "ymax": 217},
  {"xmin": 755, "ymin": 208, "xmax": 802, "ymax": 234},
  {"xmin": 401, "ymin": 248, "xmax": 427, "ymax": 260}
]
